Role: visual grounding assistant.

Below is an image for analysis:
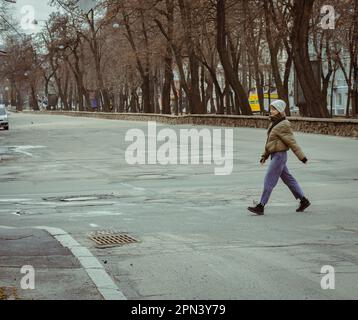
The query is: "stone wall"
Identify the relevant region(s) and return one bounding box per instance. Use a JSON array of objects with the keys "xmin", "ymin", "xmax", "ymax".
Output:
[{"xmin": 28, "ymin": 111, "xmax": 358, "ymax": 138}]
